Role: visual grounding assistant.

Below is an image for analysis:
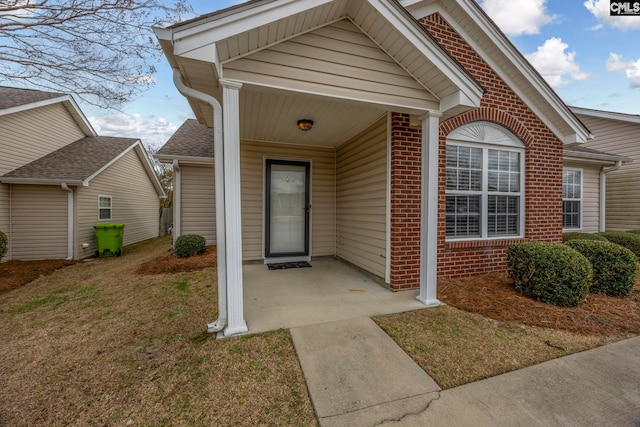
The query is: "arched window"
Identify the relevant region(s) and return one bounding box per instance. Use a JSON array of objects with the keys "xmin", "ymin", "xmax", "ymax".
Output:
[{"xmin": 445, "ymin": 122, "xmax": 525, "ymax": 240}]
